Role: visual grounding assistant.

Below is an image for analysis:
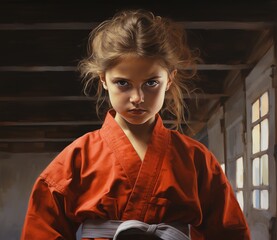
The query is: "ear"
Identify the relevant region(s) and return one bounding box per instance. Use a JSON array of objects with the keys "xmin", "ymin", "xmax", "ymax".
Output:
[
  {"xmin": 166, "ymin": 69, "xmax": 177, "ymax": 91},
  {"xmin": 98, "ymin": 72, "xmax": 108, "ymax": 90}
]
